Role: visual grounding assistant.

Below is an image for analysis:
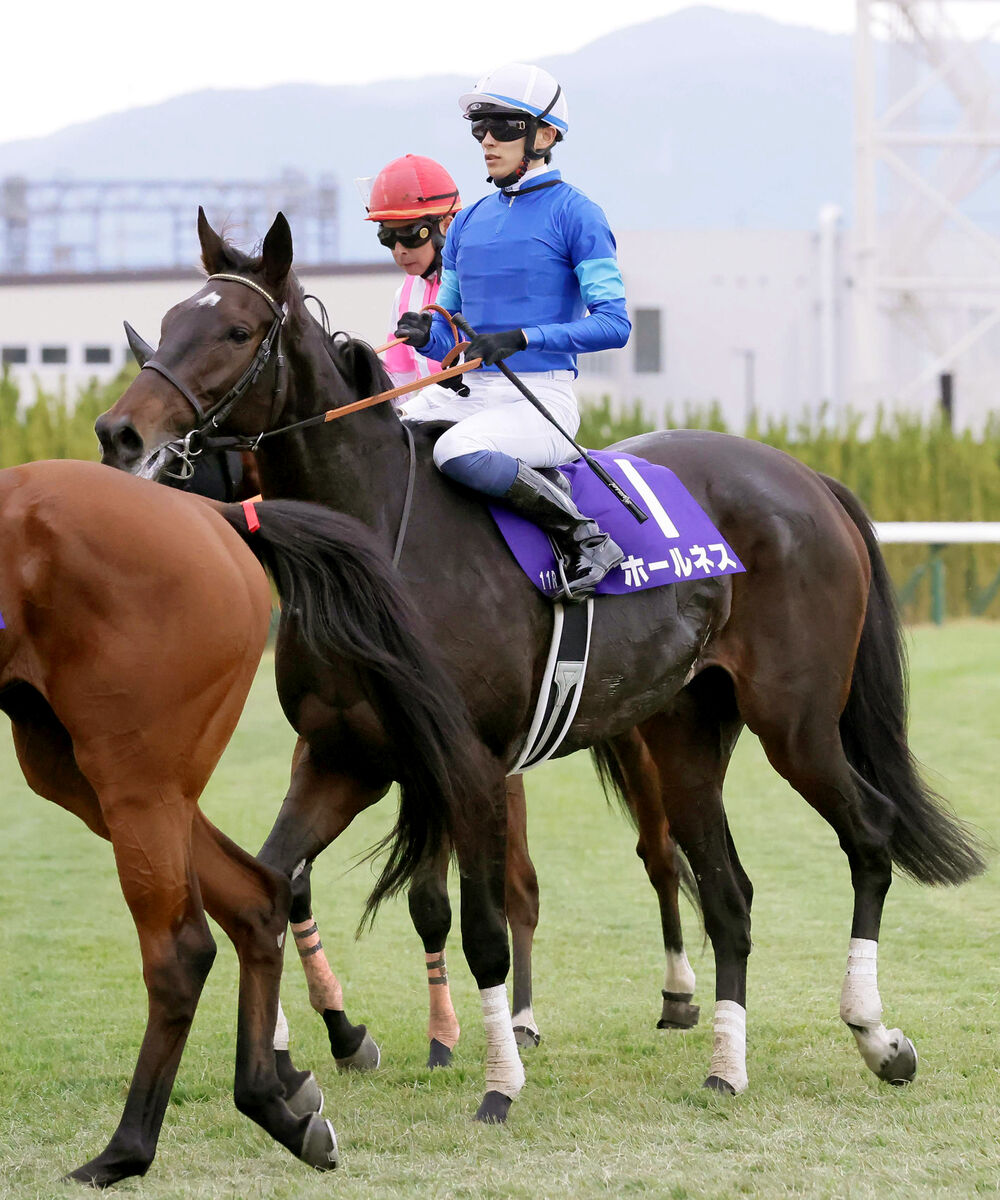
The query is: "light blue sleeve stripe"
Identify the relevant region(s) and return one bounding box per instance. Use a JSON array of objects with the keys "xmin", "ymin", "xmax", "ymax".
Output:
[
  {"xmin": 574, "ymin": 257, "xmax": 626, "ymax": 305},
  {"xmin": 437, "ymin": 268, "xmax": 461, "ymax": 313}
]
